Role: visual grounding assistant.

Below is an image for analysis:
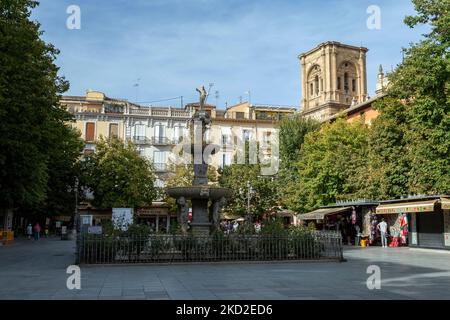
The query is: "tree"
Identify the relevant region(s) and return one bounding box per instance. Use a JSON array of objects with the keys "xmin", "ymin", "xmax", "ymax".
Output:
[
  {"xmin": 367, "ymin": 97, "xmax": 411, "ymax": 198},
  {"xmin": 44, "ymin": 121, "xmax": 83, "ymax": 216},
  {"xmin": 290, "ymin": 119, "xmax": 370, "ymax": 213},
  {"xmin": 277, "ymin": 115, "xmax": 320, "ymax": 209},
  {"xmin": 278, "ymin": 115, "xmax": 320, "ymax": 167},
  {"xmin": 219, "ymin": 142, "xmax": 278, "ymax": 219},
  {"xmin": 371, "ymin": 0, "xmax": 450, "ymax": 196},
  {"xmin": 80, "ymin": 138, "xmax": 157, "ymax": 209},
  {"xmin": 0, "ymin": 1, "xmax": 82, "ymax": 216}
]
